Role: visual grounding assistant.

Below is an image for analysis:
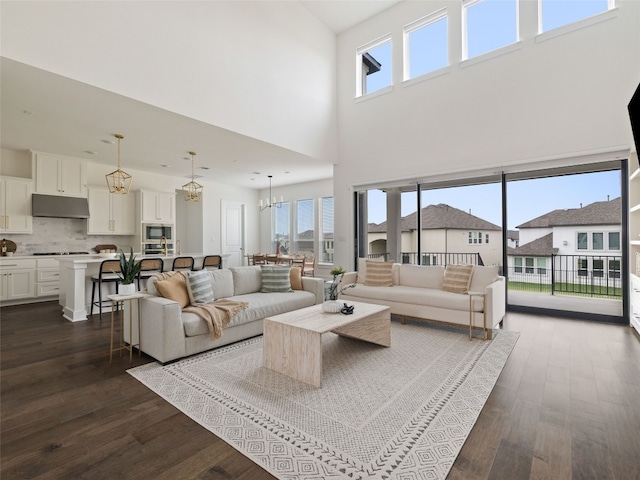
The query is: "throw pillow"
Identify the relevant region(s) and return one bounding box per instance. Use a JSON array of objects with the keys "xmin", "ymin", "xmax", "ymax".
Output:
[
  {"xmin": 442, "ymin": 264, "xmax": 474, "ymax": 294},
  {"xmin": 155, "ymin": 272, "xmax": 190, "ymax": 308},
  {"xmin": 260, "ymin": 265, "xmax": 292, "ymax": 293},
  {"xmin": 290, "ymin": 266, "xmax": 303, "ymax": 290},
  {"xmin": 364, "ymin": 260, "xmax": 394, "ymax": 287},
  {"xmin": 186, "ymin": 270, "xmax": 214, "ymax": 305}
]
